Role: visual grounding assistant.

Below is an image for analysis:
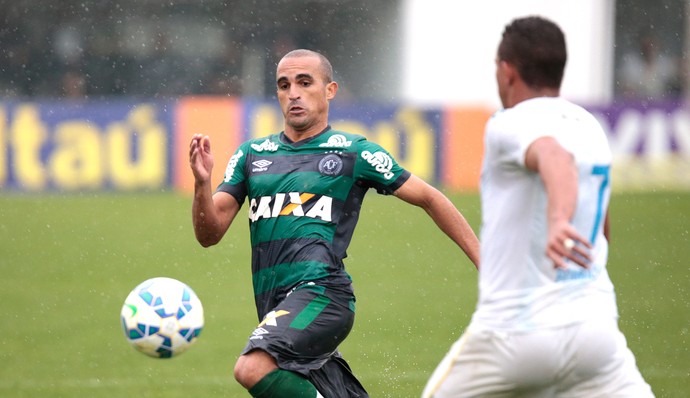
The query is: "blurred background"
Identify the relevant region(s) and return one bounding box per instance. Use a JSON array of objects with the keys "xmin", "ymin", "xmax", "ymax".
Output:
[
  {"xmin": 1, "ymin": 1, "xmax": 688, "ymax": 397},
  {"xmin": 1, "ymin": 0, "xmax": 687, "ymax": 103},
  {"xmin": 1, "ymin": 0, "xmax": 401, "ymax": 101},
  {"xmin": 1, "ymin": 0, "xmax": 688, "ymax": 193}
]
